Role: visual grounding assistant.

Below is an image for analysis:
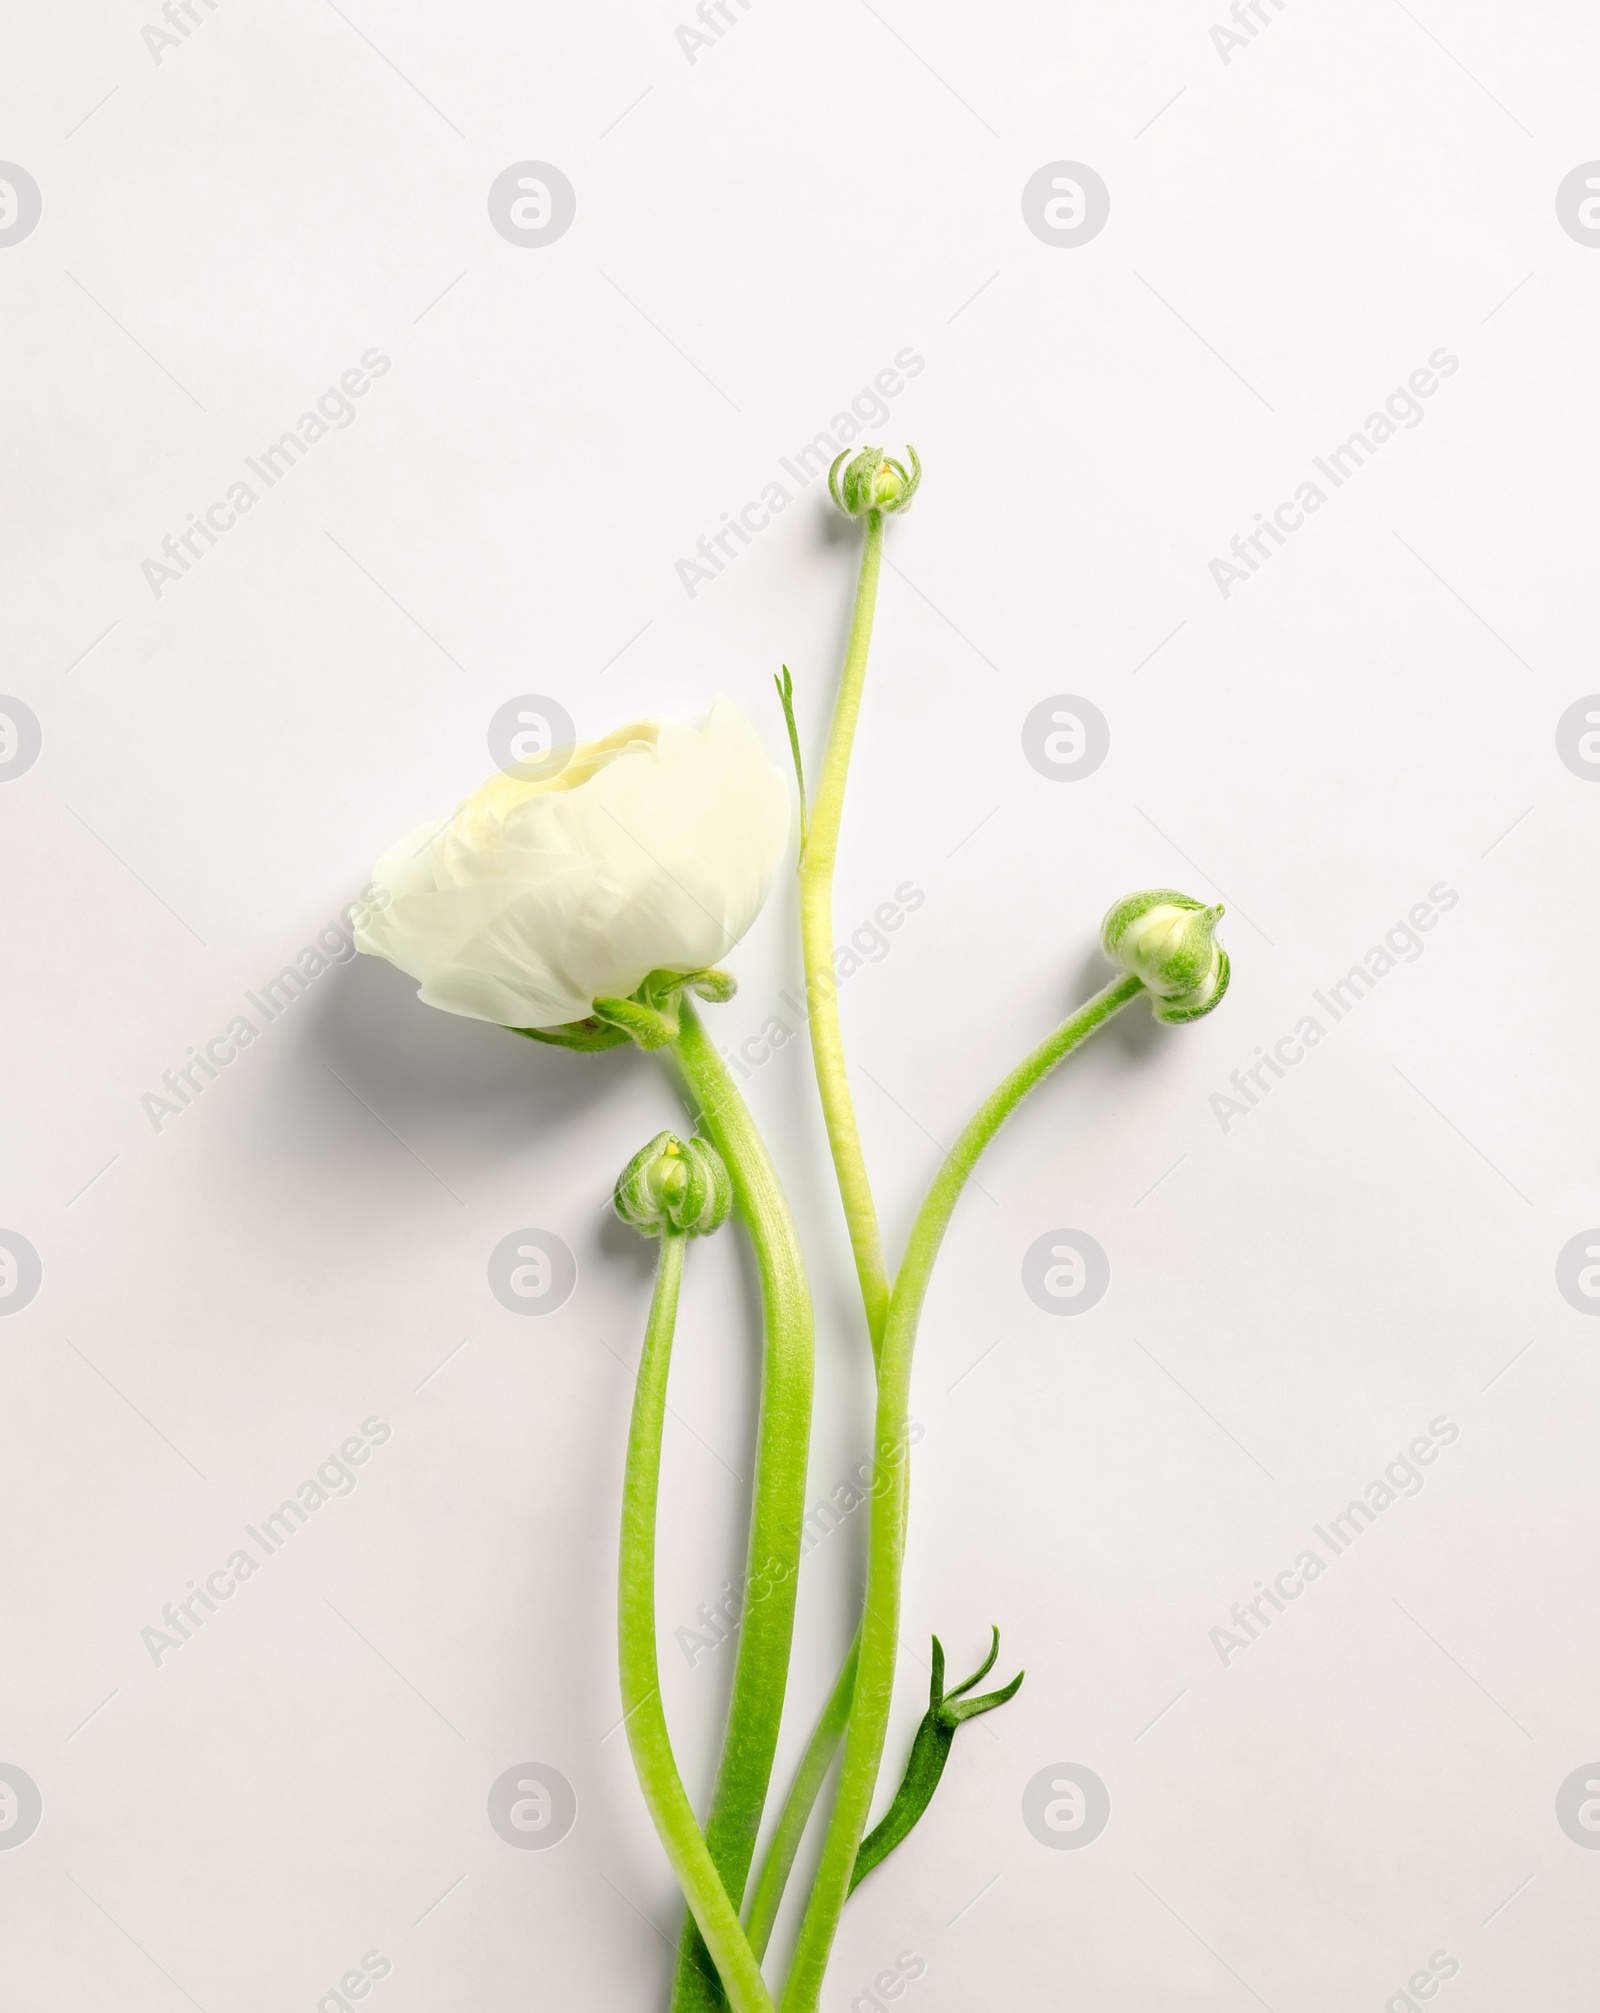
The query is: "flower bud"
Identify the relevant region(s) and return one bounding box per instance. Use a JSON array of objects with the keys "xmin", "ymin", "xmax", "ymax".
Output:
[
  {"xmin": 1101, "ymin": 889, "xmax": 1230, "ymax": 1023},
  {"xmin": 613, "ymin": 1131, "xmax": 732, "ymax": 1238},
  {"xmin": 829, "ymin": 444, "xmax": 921, "ymax": 518}
]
